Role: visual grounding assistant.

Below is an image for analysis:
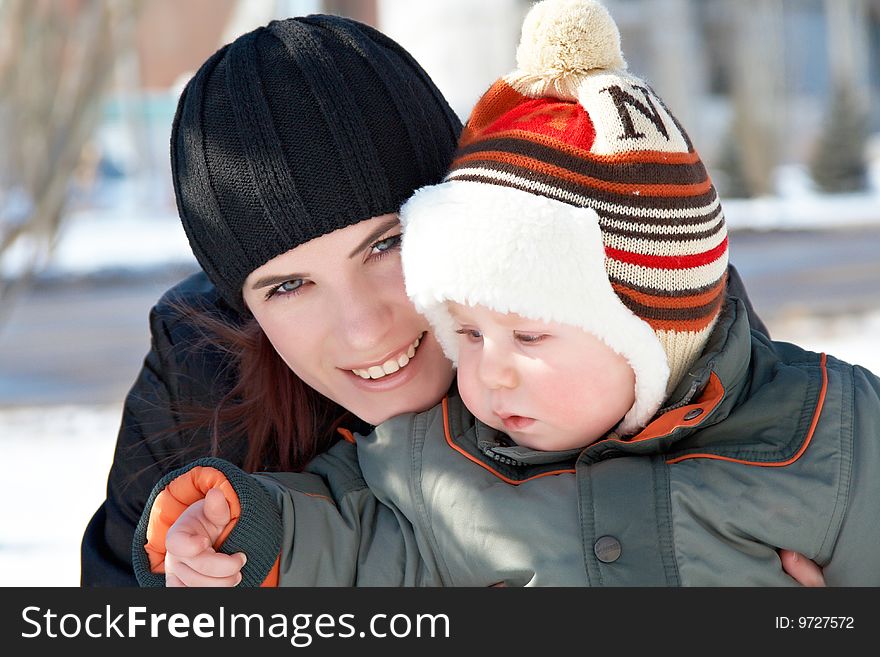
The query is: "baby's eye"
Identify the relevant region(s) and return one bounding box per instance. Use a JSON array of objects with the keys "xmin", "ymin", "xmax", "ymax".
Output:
[
  {"xmin": 514, "ymin": 332, "xmax": 547, "ymax": 344},
  {"xmin": 454, "ymin": 328, "xmax": 483, "ymax": 341}
]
